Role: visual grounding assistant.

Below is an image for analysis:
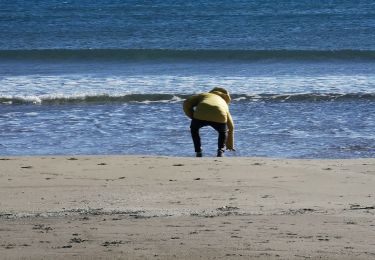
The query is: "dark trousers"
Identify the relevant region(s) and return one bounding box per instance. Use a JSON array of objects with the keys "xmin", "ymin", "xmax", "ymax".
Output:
[{"xmin": 190, "ymin": 118, "xmax": 227, "ymax": 152}]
